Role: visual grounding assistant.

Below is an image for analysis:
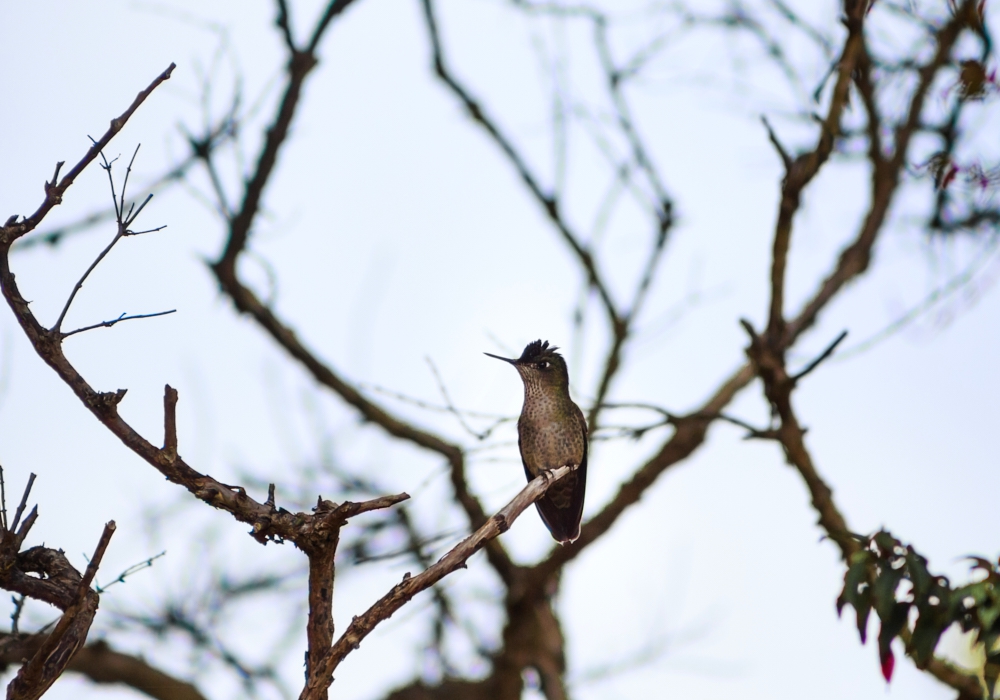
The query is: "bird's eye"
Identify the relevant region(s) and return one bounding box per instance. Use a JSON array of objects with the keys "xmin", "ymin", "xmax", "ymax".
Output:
[{"xmin": 539, "ymin": 361, "xmax": 550, "ymax": 369}]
